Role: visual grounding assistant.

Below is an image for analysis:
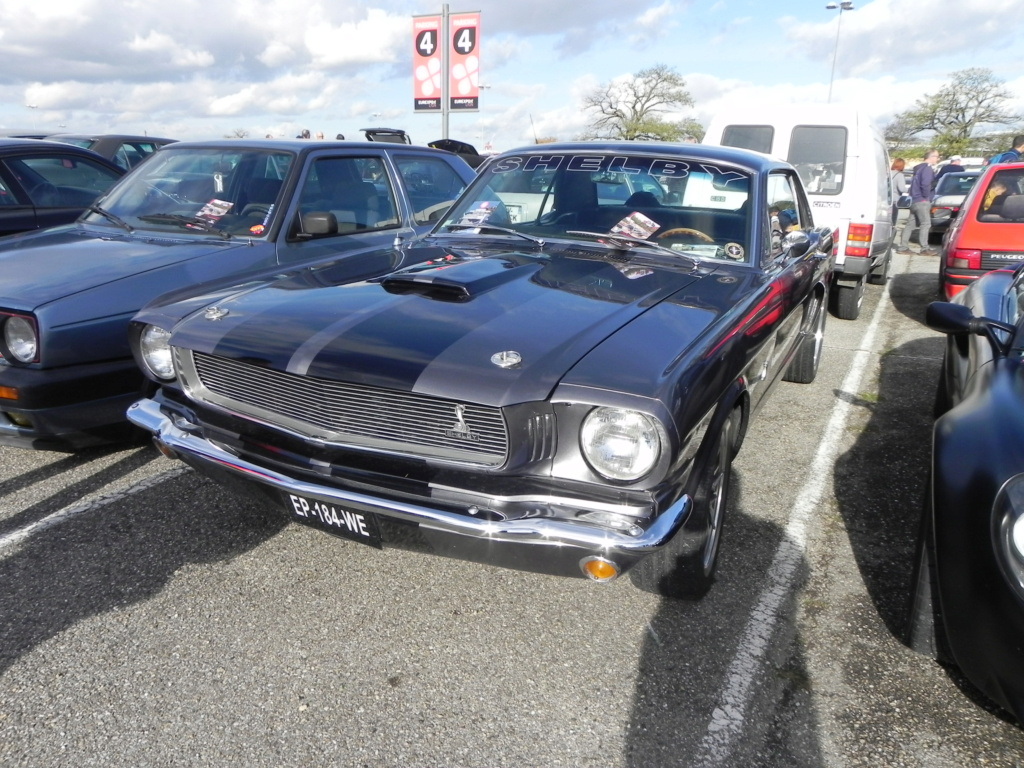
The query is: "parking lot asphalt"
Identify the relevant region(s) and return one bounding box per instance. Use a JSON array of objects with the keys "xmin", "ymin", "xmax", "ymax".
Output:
[{"xmin": 0, "ymin": 251, "xmax": 1022, "ymax": 767}]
